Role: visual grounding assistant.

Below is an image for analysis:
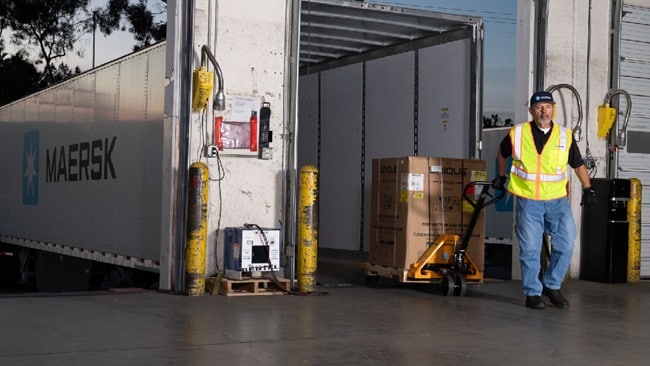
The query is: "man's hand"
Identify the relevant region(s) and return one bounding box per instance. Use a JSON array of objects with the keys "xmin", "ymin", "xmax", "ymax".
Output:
[
  {"xmin": 492, "ymin": 176, "xmax": 507, "ymax": 191},
  {"xmin": 581, "ymin": 187, "xmax": 597, "ymax": 206}
]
